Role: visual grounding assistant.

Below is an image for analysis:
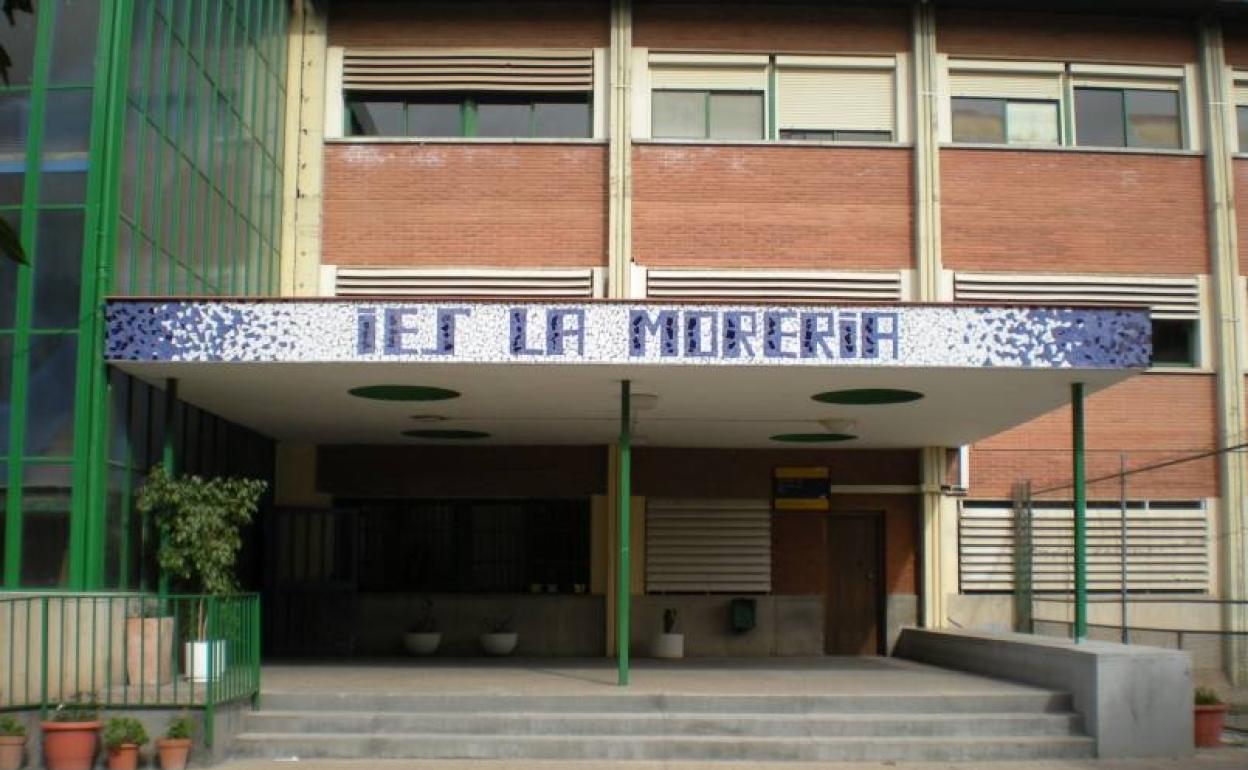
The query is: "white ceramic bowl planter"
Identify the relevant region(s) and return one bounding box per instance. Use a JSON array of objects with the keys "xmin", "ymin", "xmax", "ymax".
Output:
[
  {"xmin": 480, "ymin": 632, "xmax": 518, "ymax": 656},
  {"xmin": 403, "ymin": 632, "xmax": 442, "ymax": 655}
]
